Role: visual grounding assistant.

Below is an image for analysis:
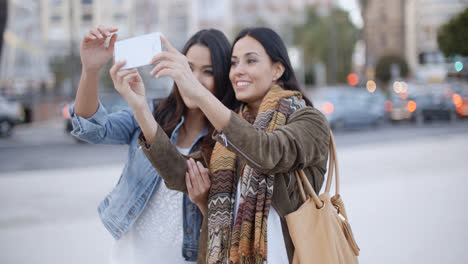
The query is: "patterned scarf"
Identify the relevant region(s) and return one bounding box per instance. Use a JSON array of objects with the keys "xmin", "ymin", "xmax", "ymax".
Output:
[{"xmin": 207, "ymin": 85, "xmax": 305, "ymax": 264}]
